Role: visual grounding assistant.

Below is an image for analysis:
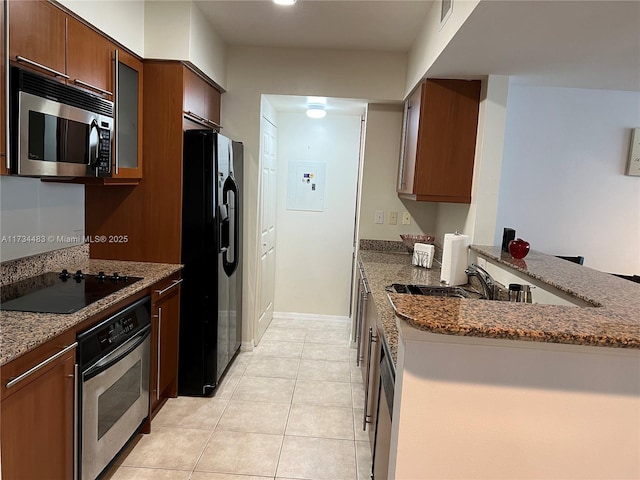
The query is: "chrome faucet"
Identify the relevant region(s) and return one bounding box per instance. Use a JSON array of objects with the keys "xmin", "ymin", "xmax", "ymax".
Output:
[{"xmin": 465, "ymin": 263, "xmax": 496, "ymax": 300}]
